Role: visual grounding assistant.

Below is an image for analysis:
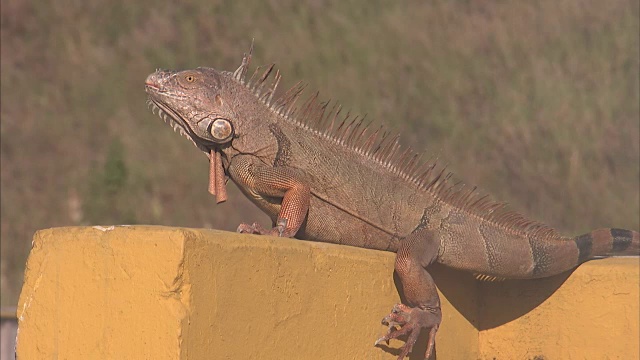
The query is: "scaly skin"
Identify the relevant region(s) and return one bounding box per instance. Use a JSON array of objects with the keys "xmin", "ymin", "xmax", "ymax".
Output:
[{"xmin": 145, "ymin": 50, "xmax": 640, "ymax": 360}]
